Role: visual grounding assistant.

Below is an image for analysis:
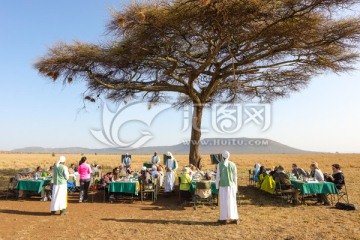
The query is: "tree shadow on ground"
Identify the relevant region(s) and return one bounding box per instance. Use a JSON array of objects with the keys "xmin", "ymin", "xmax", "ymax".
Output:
[
  {"xmin": 101, "ymin": 218, "xmax": 219, "ymax": 226},
  {"xmin": 238, "ymin": 185, "xmax": 295, "ymax": 208},
  {"xmin": 0, "ymin": 209, "xmax": 50, "ymax": 216}
]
